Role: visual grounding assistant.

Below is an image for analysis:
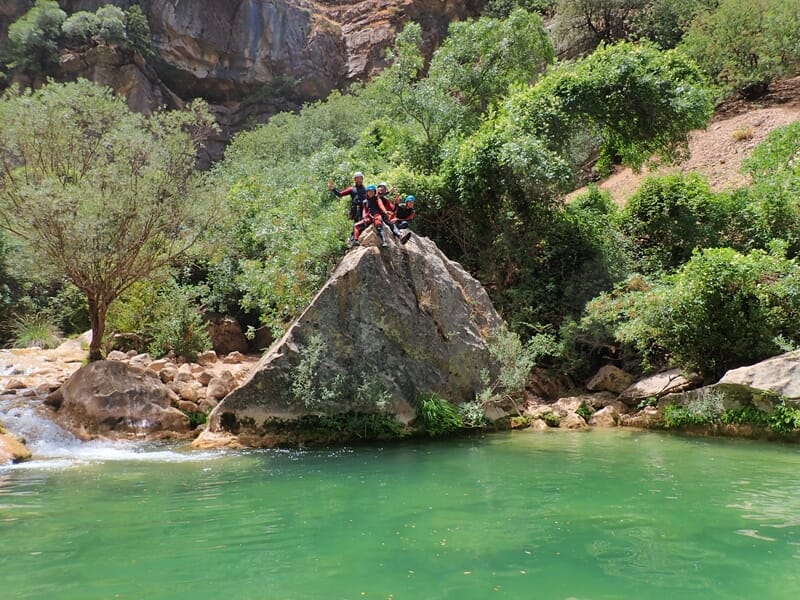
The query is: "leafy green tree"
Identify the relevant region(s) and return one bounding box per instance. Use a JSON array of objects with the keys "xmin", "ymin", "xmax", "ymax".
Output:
[
  {"xmin": 61, "ymin": 11, "xmax": 101, "ymax": 48},
  {"xmin": 372, "ymin": 10, "xmax": 554, "ymax": 172},
  {"xmin": 6, "ymin": 0, "xmax": 66, "ymax": 76},
  {"xmin": 617, "ymin": 248, "xmax": 800, "ymax": 380},
  {"xmin": 619, "ymin": 173, "xmax": 721, "ymax": 272},
  {"xmin": 95, "ymin": 5, "xmax": 127, "ymax": 46},
  {"xmin": 553, "ymin": 0, "xmax": 648, "ymax": 55},
  {"xmin": 632, "ymin": 0, "xmax": 717, "ymax": 49},
  {"xmin": 0, "ymin": 79, "xmax": 217, "ymax": 360},
  {"xmin": 124, "ymin": 5, "xmax": 154, "ymax": 58},
  {"xmin": 680, "ymin": 0, "xmax": 800, "ymax": 97}
]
